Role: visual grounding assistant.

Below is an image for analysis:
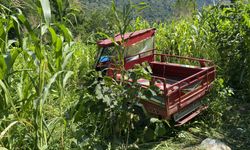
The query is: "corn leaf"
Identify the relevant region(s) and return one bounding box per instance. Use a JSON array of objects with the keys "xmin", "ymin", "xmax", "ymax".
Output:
[
  {"xmin": 0, "ymin": 80, "xmax": 10, "ymax": 107},
  {"xmin": 41, "ymin": 71, "xmax": 63, "ymax": 105},
  {"xmin": 0, "ymin": 121, "xmax": 18, "ymax": 140},
  {"xmin": 63, "ymin": 71, "xmax": 73, "ymax": 88},
  {"xmin": 56, "ymin": 0, "xmax": 63, "ymax": 18},
  {"xmin": 0, "ymin": 55, "xmax": 7, "ymax": 79},
  {"xmin": 56, "ymin": 24, "xmax": 72, "ymax": 43},
  {"xmin": 39, "ymin": 0, "xmax": 51, "ymax": 24},
  {"xmin": 48, "ymin": 27, "xmax": 57, "ymax": 44}
]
